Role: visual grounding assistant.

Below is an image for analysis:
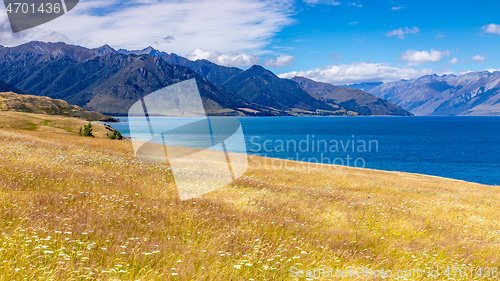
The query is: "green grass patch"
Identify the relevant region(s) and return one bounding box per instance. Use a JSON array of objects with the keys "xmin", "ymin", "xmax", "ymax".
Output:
[{"xmin": 23, "ymin": 122, "xmax": 38, "ymax": 131}]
